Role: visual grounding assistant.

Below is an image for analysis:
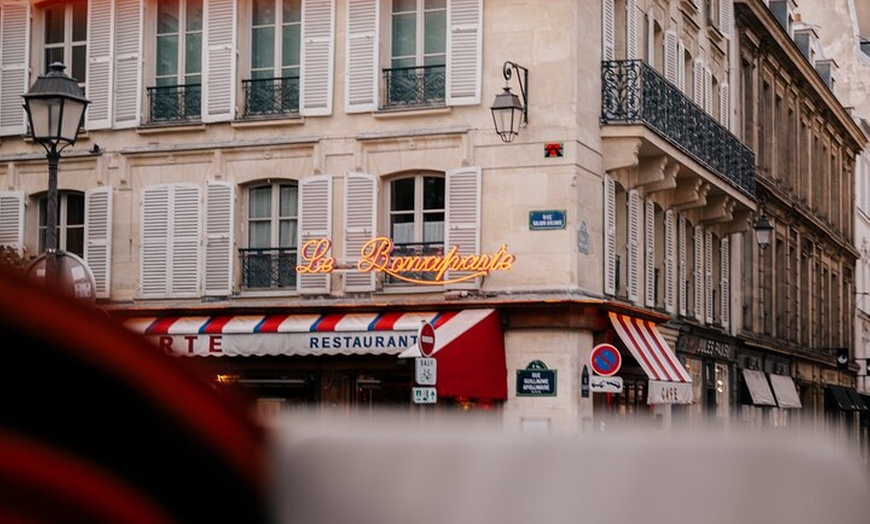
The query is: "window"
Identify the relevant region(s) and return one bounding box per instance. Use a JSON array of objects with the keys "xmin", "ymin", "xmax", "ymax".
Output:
[
  {"xmin": 151, "ymin": 0, "xmax": 203, "ymax": 122},
  {"xmin": 39, "ymin": 192, "xmax": 84, "ymax": 257},
  {"xmin": 386, "ymin": 174, "xmax": 444, "ymax": 282},
  {"xmin": 386, "ymin": 0, "xmax": 447, "ymax": 107},
  {"xmin": 245, "ymin": 0, "xmax": 302, "ymax": 116},
  {"xmin": 242, "ymin": 182, "xmax": 299, "ymax": 289},
  {"xmin": 43, "ymin": 0, "xmax": 87, "ymax": 86}
]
